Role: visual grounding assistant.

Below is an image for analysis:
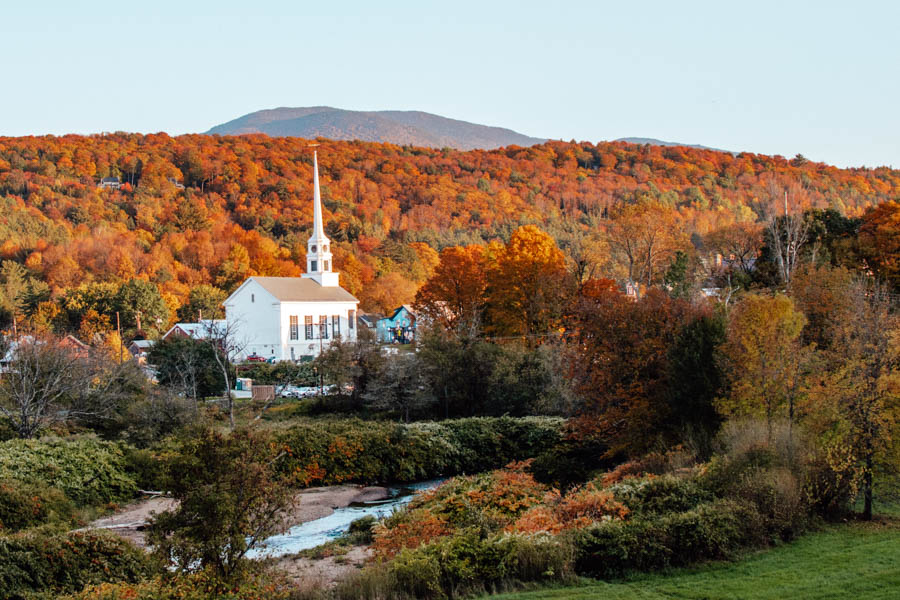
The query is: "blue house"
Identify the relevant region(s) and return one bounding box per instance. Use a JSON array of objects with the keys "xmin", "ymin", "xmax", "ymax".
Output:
[{"xmin": 376, "ymin": 305, "xmax": 416, "ymax": 344}]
